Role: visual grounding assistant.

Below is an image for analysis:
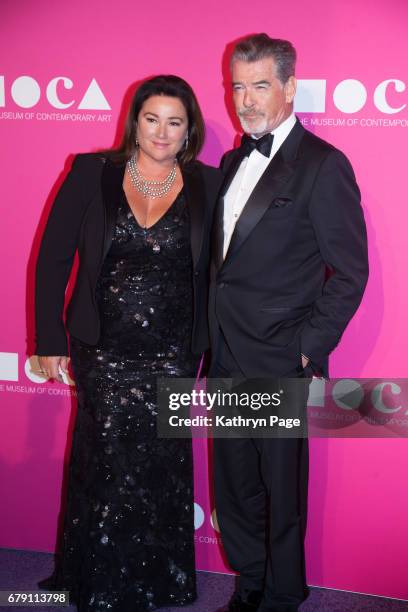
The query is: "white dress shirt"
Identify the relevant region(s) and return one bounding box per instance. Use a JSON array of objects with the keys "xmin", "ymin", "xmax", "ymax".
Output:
[{"xmin": 223, "ymin": 113, "xmax": 297, "ymax": 258}]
